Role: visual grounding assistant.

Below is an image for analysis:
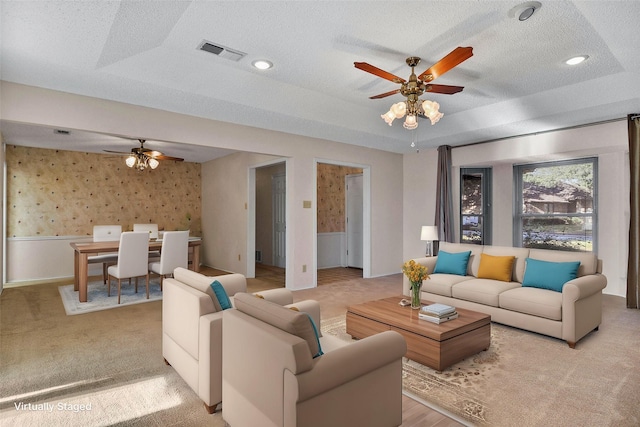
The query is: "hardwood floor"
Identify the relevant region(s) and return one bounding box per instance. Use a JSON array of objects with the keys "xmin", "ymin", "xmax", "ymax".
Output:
[{"xmin": 199, "ymin": 264, "xmax": 466, "ymax": 427}]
